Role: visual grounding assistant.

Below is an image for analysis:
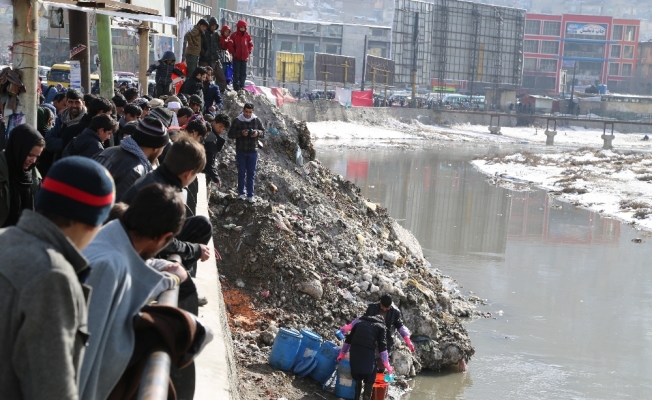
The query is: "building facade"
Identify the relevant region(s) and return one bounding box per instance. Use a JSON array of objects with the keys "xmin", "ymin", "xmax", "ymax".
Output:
[{"xmin": 523, "ymin": 13, "xmax": 640, "ymax": 94}]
